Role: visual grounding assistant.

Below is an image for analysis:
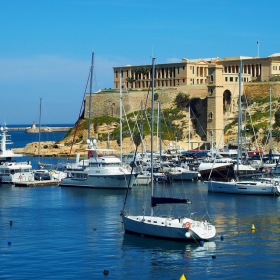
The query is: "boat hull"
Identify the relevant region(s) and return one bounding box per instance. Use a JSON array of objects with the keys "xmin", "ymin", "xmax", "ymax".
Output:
[
  {"xmin": 199, "ymin": 164, "xmax": 235, "ymax": 181},
  {"xmin": 207, "ymin": 180, "xmax": 280, "ymax": 195},
  {"xmin": 168, "ymin": 170, "xmax": 198, "ymax": 181},
  {"xmin": 60, "ymin": 173, "xmax": 137, "ymax": 189},
  {"xmin": 122, "ymin": 215, "xmax": 216, "ymax": 241}
]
